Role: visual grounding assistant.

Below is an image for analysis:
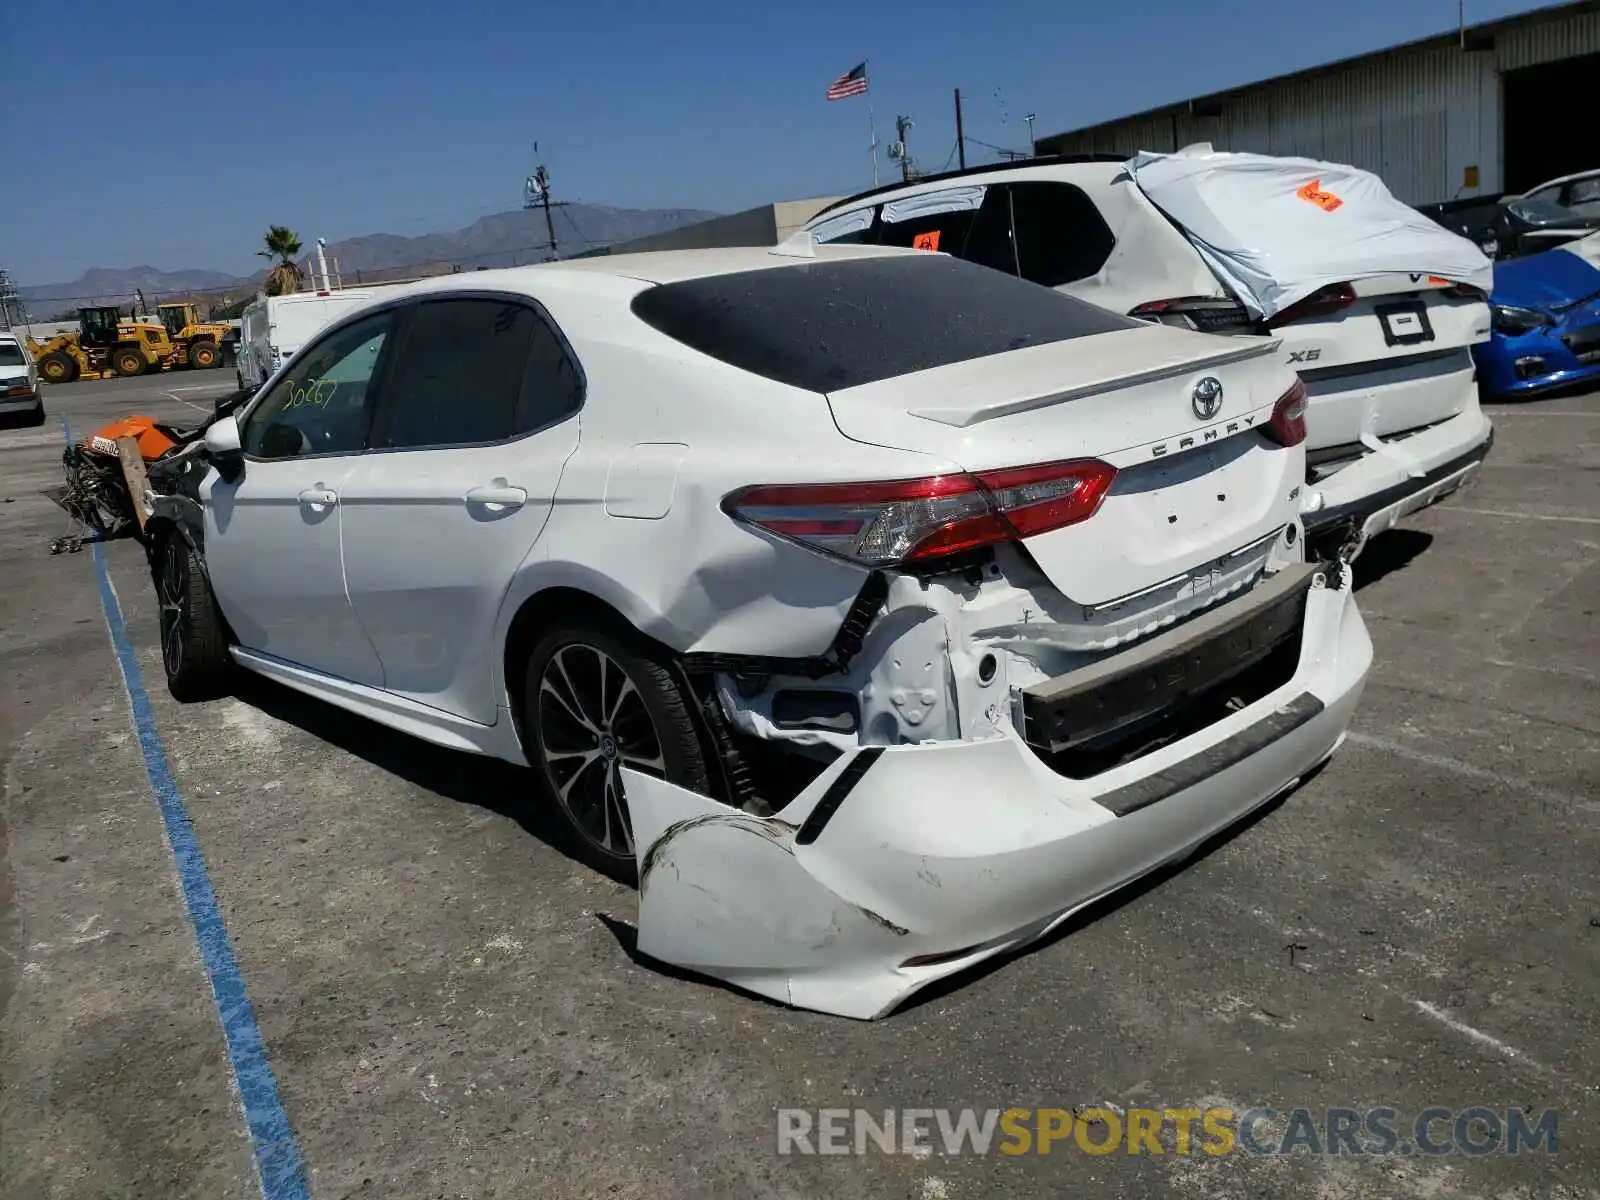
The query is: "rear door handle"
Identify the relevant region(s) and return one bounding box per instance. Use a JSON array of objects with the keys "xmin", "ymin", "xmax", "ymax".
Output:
[
  {"xmin": 465, "ymin": 483, "xmax": 528, "ymax": 510},
  {"xmin": 297, "ymin": 486, "xmax": 338, "ymax": 509}
]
